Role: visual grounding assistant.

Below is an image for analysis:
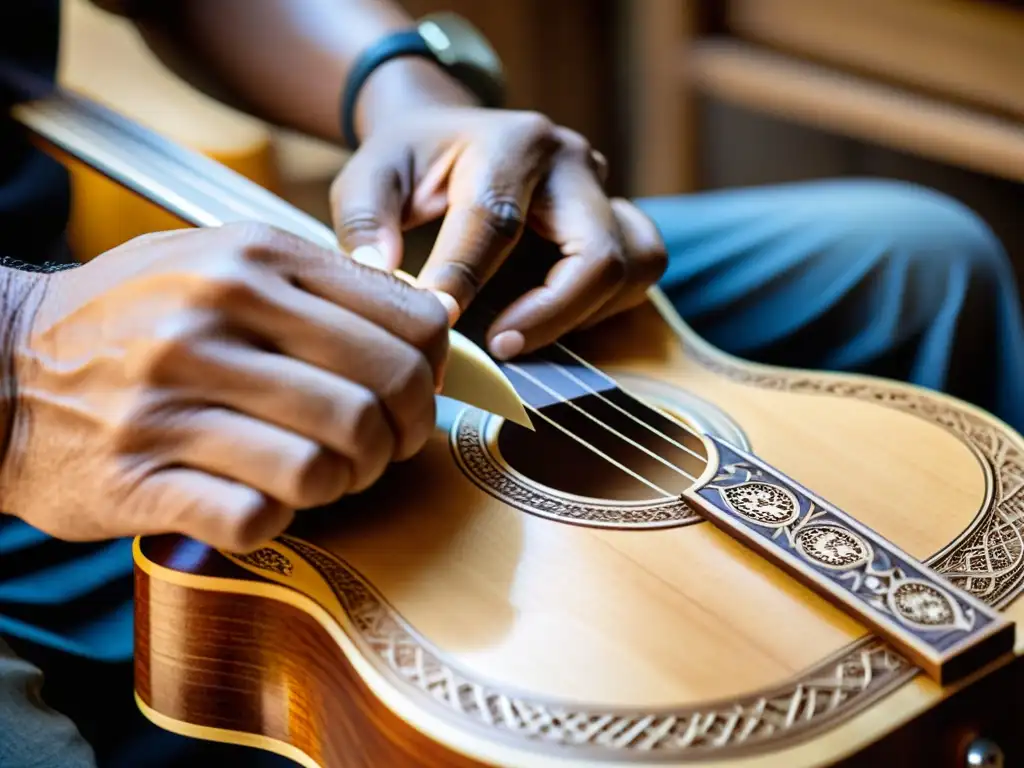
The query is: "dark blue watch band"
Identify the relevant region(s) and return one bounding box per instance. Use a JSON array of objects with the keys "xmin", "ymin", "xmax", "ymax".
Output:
[{"xmin": 340, "ymin": 30, "xmax": 434, "ymax": 150}]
